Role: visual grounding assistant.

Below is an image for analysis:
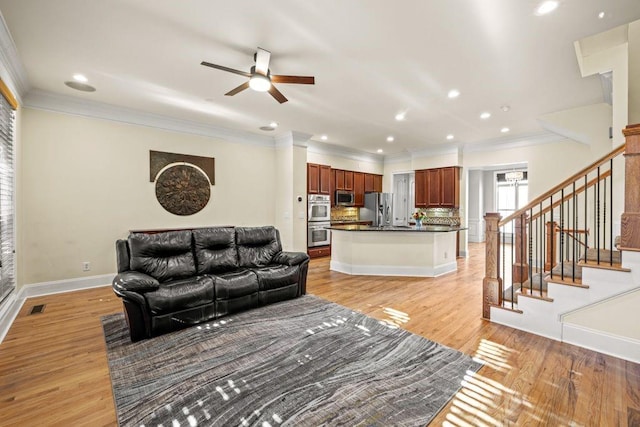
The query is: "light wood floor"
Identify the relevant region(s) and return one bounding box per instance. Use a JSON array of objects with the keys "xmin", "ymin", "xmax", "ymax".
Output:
[{"xmin": 0, "ymin": 243, "xmax": 638, "ymax": 426}]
